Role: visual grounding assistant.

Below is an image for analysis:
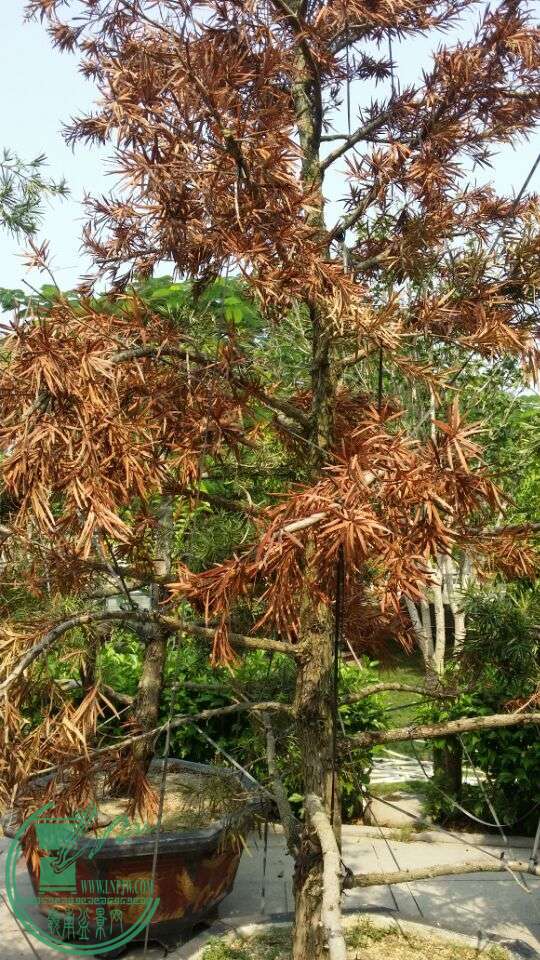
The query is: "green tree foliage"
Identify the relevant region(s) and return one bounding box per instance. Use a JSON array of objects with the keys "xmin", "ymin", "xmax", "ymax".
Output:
[
  {"xmin": 0, "ymin": 150, "xmax": 68, "ymax": 237},
  {"xmin": 426, "ymin": 588, "xmax": 540, "ymax": 833},
  {"xmin": 100, "ymin": 636, "xmax": 386, "ymax": 822}
]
